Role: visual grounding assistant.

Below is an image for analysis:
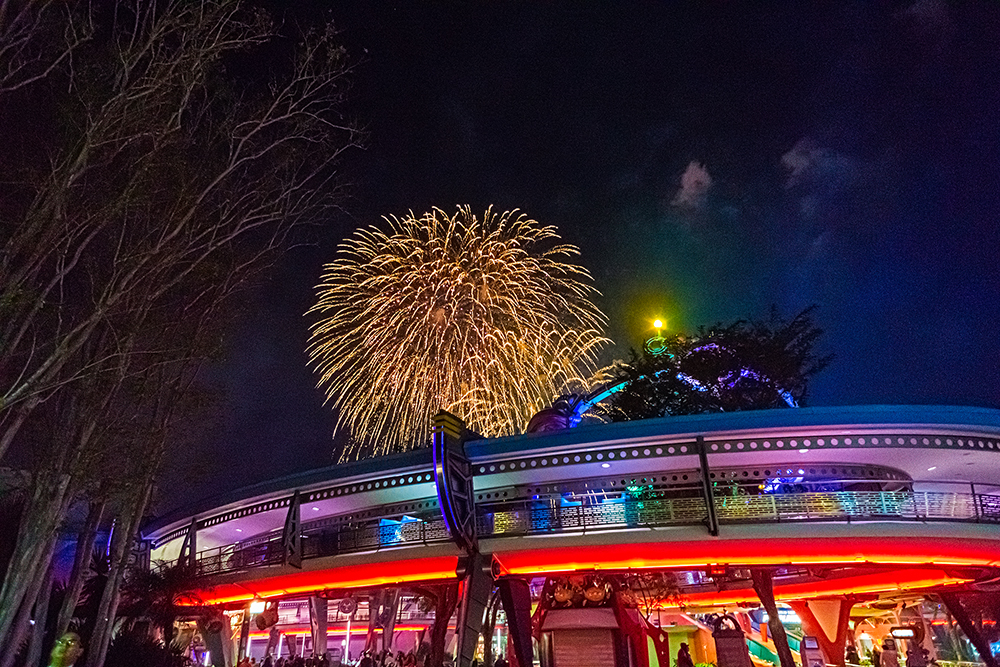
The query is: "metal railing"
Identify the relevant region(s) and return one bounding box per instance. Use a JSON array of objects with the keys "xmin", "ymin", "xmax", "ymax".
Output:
[
  {"xmin": 162, "ymin": 483, "xmax": 999, "ymax": 578},
  {"xmin": 476, "ymin": 484, "xmax": 1000, "ymax": 538},
  {"xmin": 154, "ymin": 514, "xmax": 451, "ymax": 576}
]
